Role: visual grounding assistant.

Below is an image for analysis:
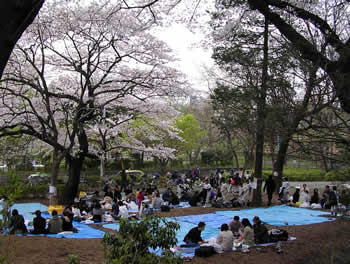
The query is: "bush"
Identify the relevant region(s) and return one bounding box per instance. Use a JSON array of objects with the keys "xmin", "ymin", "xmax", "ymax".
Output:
[
  {"xmin": 103, "ymin": 217, "xmax": 182, "ymax": 264},
  {"xmin": 262, "ymin": 169, "xmax": 326, "ymax": 181},
  {"xmin": 324, "ymin": 169, "xmax": 350, "ymax": 182}
]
